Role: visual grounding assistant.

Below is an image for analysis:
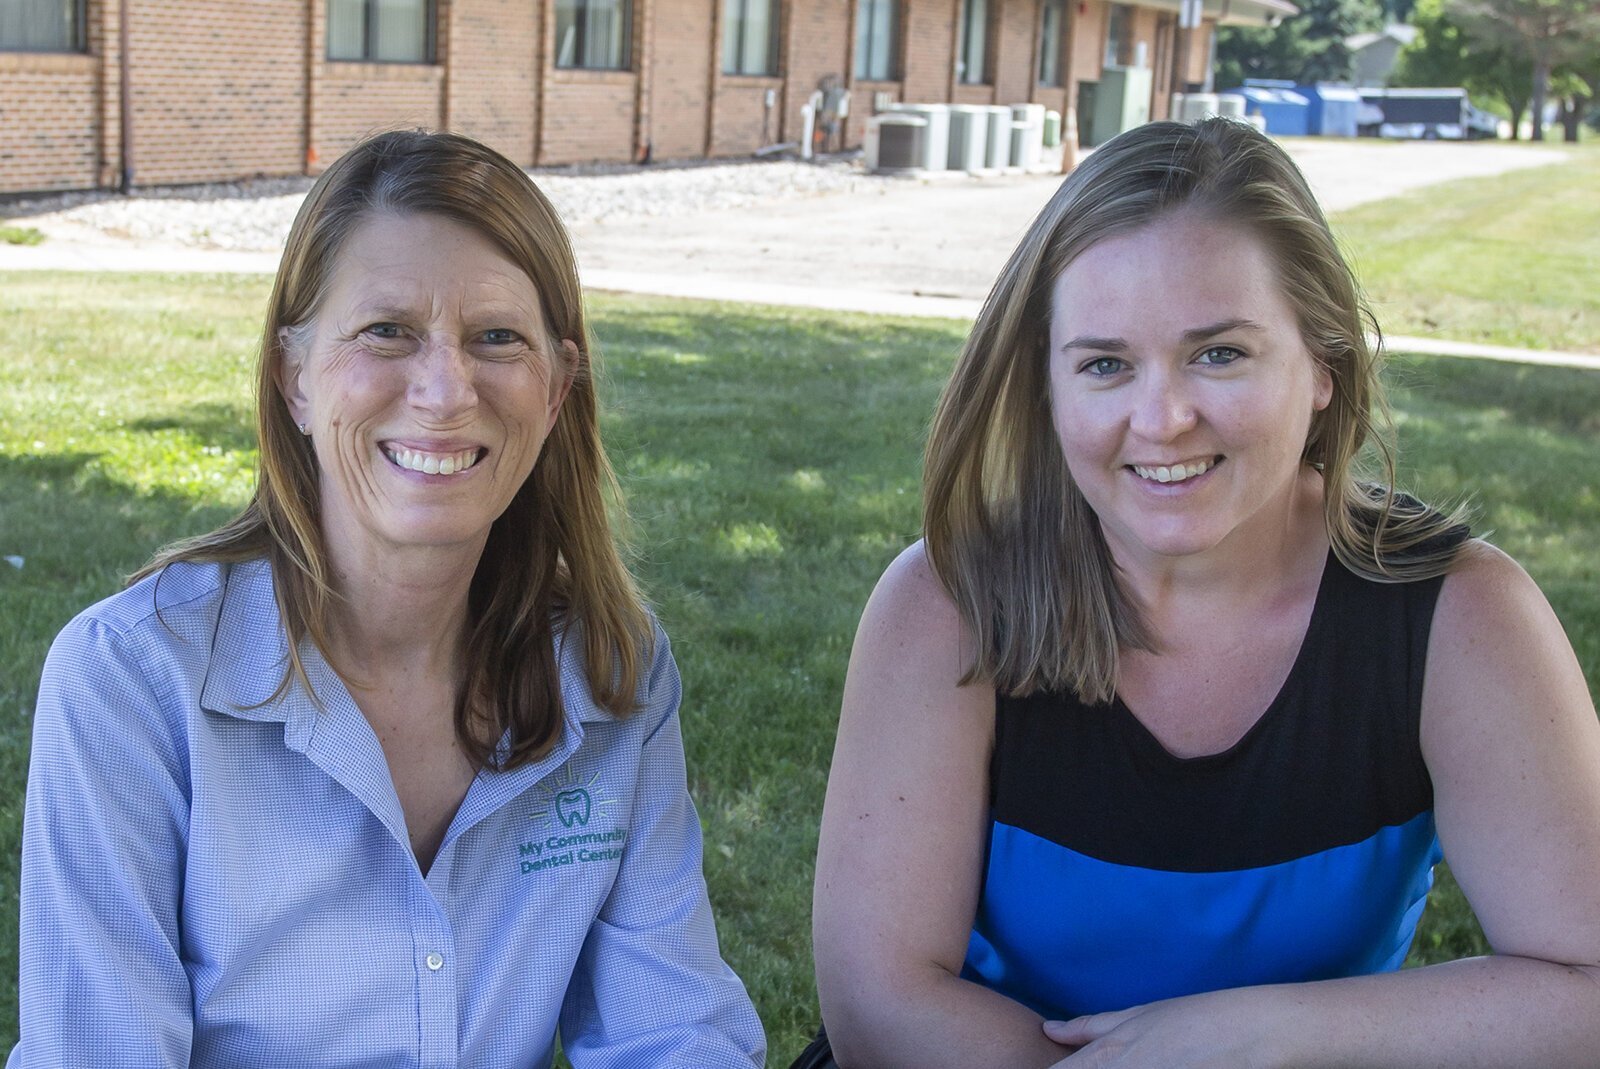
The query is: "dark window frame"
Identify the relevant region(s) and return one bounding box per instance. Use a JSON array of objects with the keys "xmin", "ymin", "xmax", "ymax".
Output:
[
  {"xmin": 853, "ymin": 0, "xmax": 899, "ymax": 82},
  {"xmin": 956, "ymin": 0, "xmax": 990, "ymax": 85},
  {"xmin": 0, "ymin": 0, "xmax": 88, "ymax": 54},
  {"xmin": 554, "ymin": 0, "xmax": 635, "ymax": 71},
  {"xmin": 722, "ymin": 0, "xmax": 780, "ymax": 77},
  {"xmin": 1038, "ymin": 0, "xmax": 1065, "ymax": 87},
  {"xmin": 327, "ymin": 0, "xmax": 438, "ymax": 65}
]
